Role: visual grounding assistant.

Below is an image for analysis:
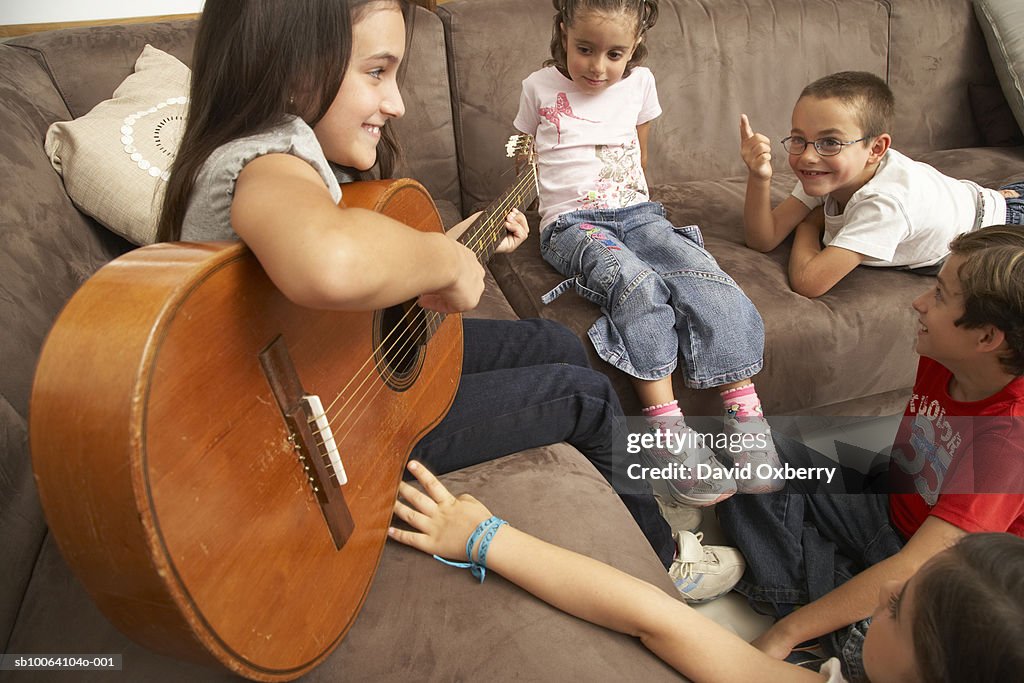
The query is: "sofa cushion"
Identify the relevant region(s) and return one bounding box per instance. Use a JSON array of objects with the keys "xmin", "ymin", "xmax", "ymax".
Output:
[
  {"xmin": 969, "ymin": 83, "xmax": 1024, "ymax": 147},
  {"xmin": 887, "ymin": 0, "xmax": 998, "ymax": 154},
  {"xmin": 45, "ymin": 45, "xmax": 188, "ymax": 245},
  {"xmin": 389, "ymin": 7, "xmax": 464, "ymax": 214},
  {"xmin": 973, "ymin": 0, "xmax": 1024, "ymax": 140},
  {"xmin": 6, "ymin": 446, "xmax": 681, "ymax": 682}
]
